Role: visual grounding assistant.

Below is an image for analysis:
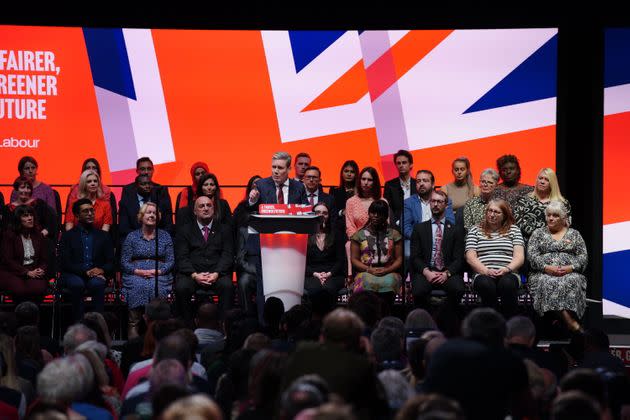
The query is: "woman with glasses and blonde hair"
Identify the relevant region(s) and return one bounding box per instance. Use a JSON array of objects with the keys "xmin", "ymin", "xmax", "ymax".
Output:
[
  {"xmin": 65, "ymin": 170, "xmax": 112, "ymax": 232},
  {"xmin": 463, "ymin": 168, "xmax": 500, "ymax": 232},
  {"xmin": 527, "ymin": 201, "xmax": 587, "ymax": 333},
  {"xmin": 514, "ymin": 167, "xmax": 571, "ymax": 242},
  {"xmin": 442, "ymin": 157, "xmax": 480, "ymax": 212},
  {"xmin": 465, "ymin": 198, "xmax": 524, "ymax": 318},
  {"xmin": 120, "ymin": 202, "xmax": 174, "ymax": 338}
]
